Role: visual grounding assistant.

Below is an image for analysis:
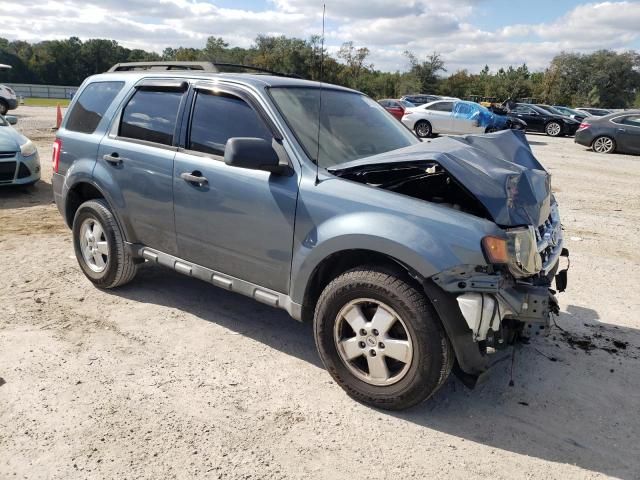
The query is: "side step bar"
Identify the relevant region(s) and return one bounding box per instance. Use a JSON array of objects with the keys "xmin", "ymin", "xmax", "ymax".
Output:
[{"xmin": 136, "ymin": 245, "xmax": 303, "ymax": 321}]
